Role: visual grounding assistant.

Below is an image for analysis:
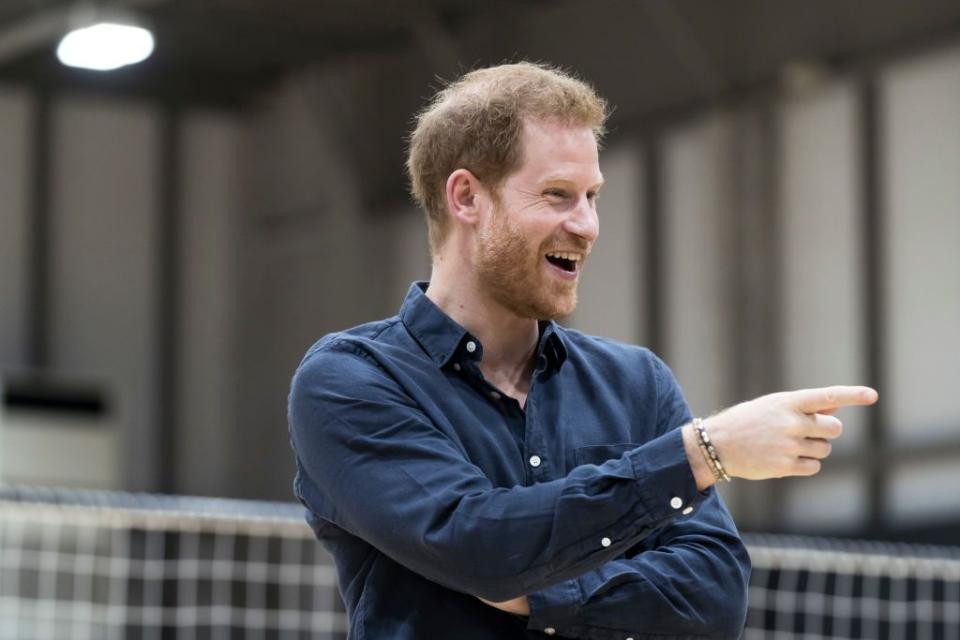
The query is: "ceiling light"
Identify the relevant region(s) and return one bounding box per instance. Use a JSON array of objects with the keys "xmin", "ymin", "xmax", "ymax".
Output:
[{"xmin": 57, "ymin": 21, "xmax": 154, "ymax": 71}]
